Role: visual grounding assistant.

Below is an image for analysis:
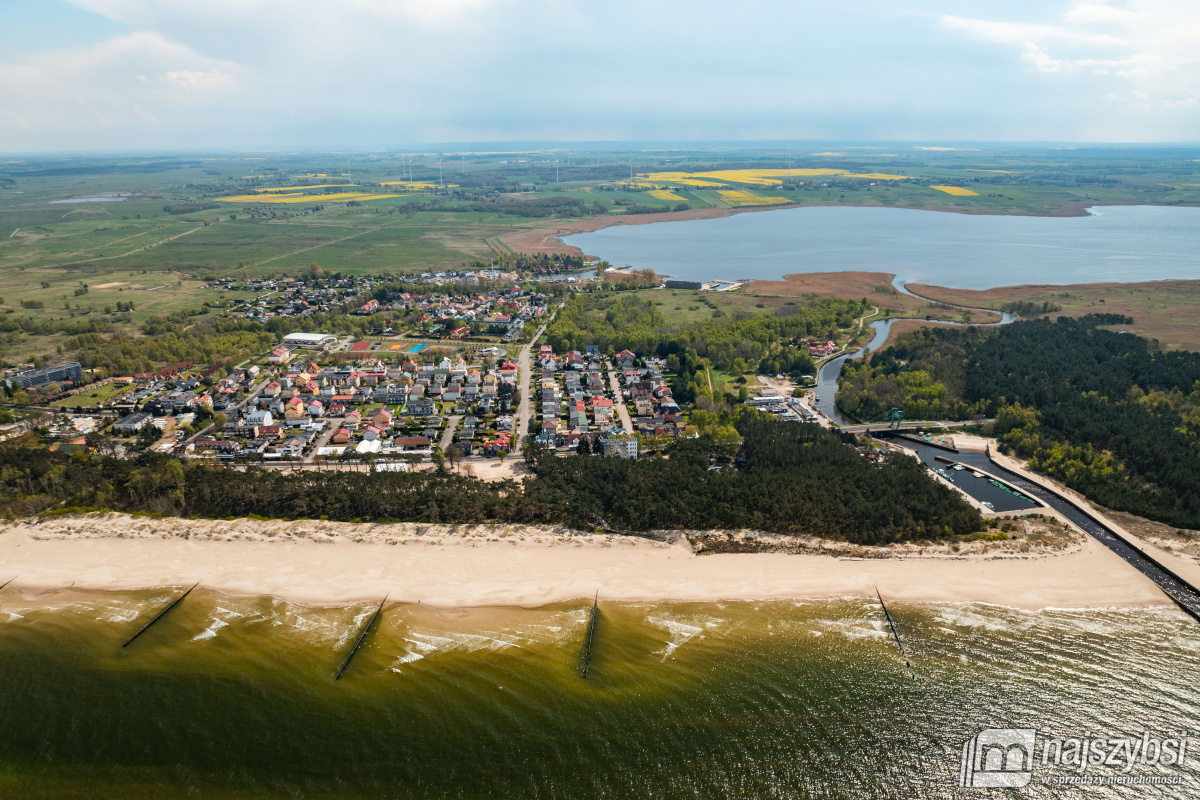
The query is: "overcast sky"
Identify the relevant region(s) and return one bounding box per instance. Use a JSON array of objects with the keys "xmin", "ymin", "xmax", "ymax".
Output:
[{"xmin": 1, "ymin": 0, "xmax": 1198, "ymax": 152}]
